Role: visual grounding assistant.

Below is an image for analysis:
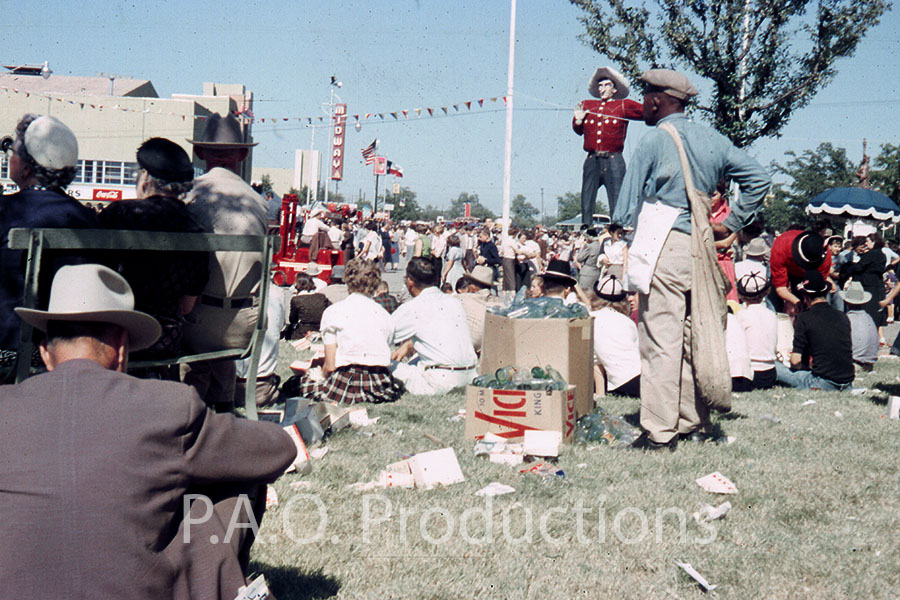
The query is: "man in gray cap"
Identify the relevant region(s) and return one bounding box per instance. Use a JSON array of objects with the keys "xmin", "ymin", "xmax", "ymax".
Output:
[
  {"xmin": 612, "ymin": 69, "xmax": 771, "ymax": 449},
  {"xmin": 0, "ymin": 114, "xmax": 99, "ymax": 381},
  {"xmin": 181, "ymin": 113, "xmax": 268, "ymax": 411}
]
